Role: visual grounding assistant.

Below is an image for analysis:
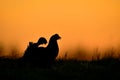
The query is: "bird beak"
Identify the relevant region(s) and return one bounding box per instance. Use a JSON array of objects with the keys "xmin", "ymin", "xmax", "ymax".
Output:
[{"xmin": 59, "ymin": 36, "xmax": 61, "ymax": 39}]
